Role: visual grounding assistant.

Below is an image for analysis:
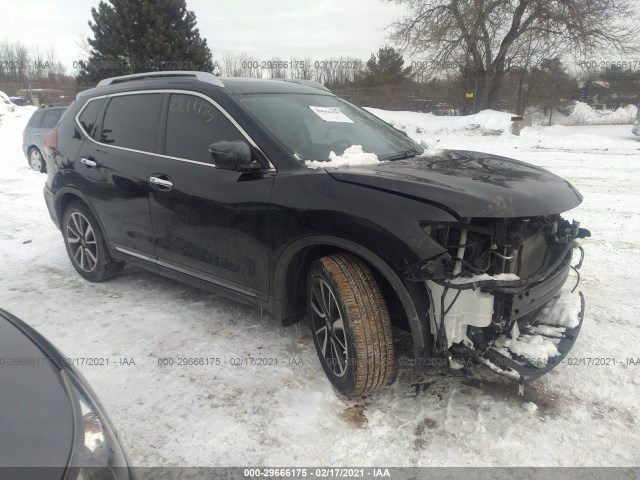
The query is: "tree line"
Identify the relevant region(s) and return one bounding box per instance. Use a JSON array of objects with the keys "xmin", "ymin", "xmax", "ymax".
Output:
[
  {"xmin": 0, "ymin": 40, "xmax": 68, "ymax": 82},
  {"xmin": 2, "ymin": 0, "xmax": 638, "ymax": 113}
]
